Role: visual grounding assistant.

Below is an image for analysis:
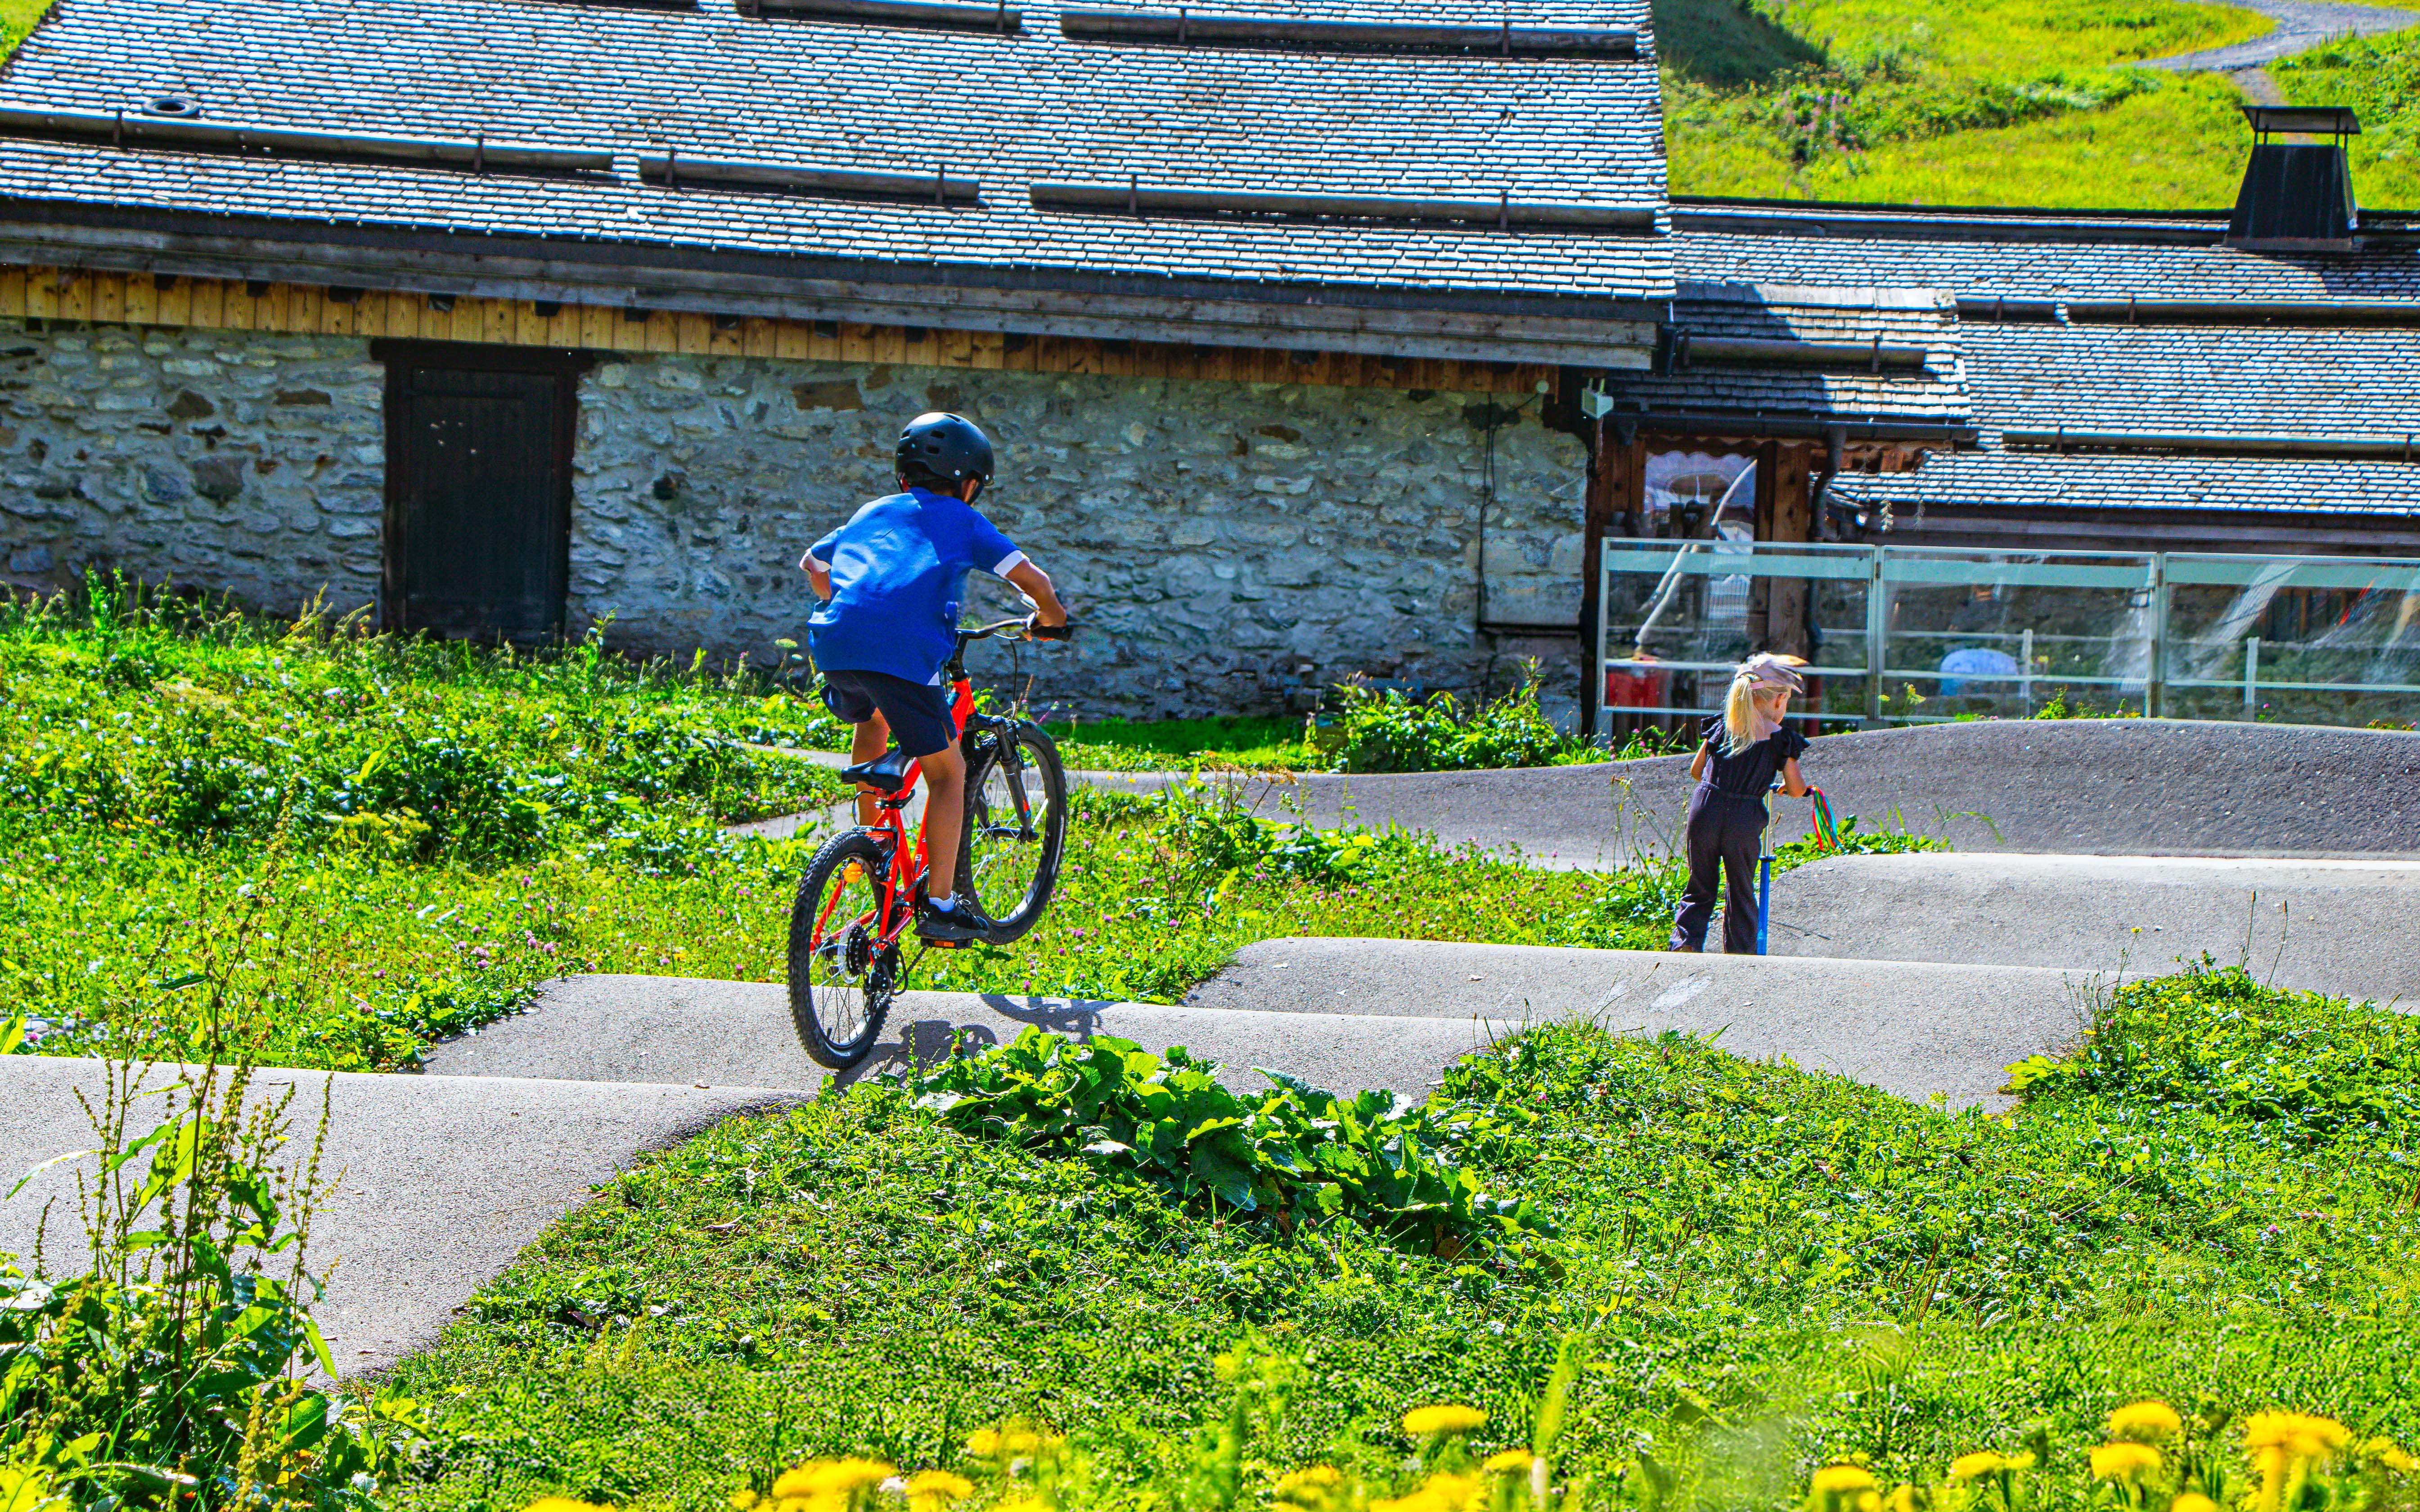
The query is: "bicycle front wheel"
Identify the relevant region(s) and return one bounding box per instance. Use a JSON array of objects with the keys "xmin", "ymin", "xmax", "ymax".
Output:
[
  {"xmin": 787, "ymin": 830, "xmax": 897, "ymax": 1069},
  {"xmin": 958, "ymin": 719, "xmax": 1068, "ymax": 944}
]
